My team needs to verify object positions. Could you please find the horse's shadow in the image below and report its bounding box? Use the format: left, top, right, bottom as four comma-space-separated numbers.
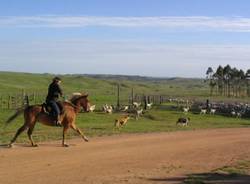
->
0, 143, 77, 149
0, 144, 11, 149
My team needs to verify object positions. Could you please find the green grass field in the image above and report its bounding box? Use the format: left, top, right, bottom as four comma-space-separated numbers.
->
0, 71, 250, 145
1, 103, 250, 144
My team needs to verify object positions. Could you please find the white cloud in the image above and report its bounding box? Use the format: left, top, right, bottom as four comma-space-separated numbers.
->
1, 16, 250, 32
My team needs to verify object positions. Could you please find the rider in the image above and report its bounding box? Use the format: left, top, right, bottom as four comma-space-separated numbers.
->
46, 76, 63, 126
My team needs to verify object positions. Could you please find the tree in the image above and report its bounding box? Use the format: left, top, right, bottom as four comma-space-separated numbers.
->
223, 65, 231, 96
206, 65, 250, 98
206, 67, 216, 96
246, 69, 250, 97
214, 65, 224, 95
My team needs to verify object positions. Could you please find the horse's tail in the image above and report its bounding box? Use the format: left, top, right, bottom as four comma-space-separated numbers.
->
5, 106, 26, 124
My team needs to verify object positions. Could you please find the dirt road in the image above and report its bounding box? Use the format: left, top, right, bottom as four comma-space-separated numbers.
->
1, 128, 250, 184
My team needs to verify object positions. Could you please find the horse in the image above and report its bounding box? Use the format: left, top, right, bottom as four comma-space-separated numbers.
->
5, 93, 91, 147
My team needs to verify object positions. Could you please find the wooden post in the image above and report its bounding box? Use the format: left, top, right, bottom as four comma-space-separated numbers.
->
25, 95, 29, 106
14, 94, 17, 109
117, 84, 120, 109
8, 95, 11, 109
144, 95, 147, 110
131, 88, 134, 105
0, 95, 2, 109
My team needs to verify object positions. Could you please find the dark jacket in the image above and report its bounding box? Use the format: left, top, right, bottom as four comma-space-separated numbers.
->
46, 82, 63, 102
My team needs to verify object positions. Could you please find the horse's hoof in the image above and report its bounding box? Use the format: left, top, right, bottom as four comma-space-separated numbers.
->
63, 144, 69, 147
32, 144, 38, 147
8, 144, 13, 148
83, 137, 89, 142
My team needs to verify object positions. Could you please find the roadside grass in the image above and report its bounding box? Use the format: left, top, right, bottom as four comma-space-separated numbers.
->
184, 160, 250, 184
1, 104, 250, 144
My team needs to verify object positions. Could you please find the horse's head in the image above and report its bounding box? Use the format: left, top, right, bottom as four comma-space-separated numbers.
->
70, 93, 91, 112
79, 95, 91, 112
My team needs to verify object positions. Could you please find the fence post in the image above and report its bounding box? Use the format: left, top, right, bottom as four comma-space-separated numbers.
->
24, 95, 29, 106
144, 95, 147, 110
0, 95, 2, 109
147, 96, 150, 104
33, 93, 36, 104
8, 95, 11, 109
117, 84, 120, 108
131, 88, 134, 105
13, 94, 17, 109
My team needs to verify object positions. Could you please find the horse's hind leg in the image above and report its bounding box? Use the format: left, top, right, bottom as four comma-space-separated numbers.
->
27, 124, 38, 147
9, 125, 28, 147
62, 126, 69, 147
70, 124, 89, 142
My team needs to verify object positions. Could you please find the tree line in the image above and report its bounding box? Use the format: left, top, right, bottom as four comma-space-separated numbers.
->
206, 65, 250, 97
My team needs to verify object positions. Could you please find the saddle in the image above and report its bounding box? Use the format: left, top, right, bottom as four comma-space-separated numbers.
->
42, 101, 64, 116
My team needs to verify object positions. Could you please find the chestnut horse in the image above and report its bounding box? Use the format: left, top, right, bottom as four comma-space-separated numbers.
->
6, 94, 90, 147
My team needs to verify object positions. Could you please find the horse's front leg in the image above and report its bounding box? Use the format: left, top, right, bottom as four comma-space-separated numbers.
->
70, 124, 89, 142
62, 126, 69, 147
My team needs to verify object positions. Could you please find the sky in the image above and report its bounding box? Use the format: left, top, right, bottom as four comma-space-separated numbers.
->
1, 0, 250, 77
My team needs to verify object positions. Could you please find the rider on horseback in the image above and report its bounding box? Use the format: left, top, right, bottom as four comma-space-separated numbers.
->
46, 76, 63, 126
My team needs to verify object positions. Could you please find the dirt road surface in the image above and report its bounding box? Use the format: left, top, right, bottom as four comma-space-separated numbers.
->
1, 128, 250, 184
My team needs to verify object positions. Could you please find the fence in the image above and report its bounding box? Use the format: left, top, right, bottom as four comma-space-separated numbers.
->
0, 92, 46, 110
0, 85, 193, 110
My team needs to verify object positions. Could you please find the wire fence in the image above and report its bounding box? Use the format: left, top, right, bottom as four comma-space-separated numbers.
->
0, 89, 181, 110
0, 92, 46, 109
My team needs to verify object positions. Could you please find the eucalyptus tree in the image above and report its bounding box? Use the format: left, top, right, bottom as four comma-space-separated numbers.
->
223, 65, 232, 96
206, 67, 216, 95
239, 69, 246, 97
214, 65, 224, 95
246, 69, 250, 97
231, 68, 244, 97
206, 65, 249, 98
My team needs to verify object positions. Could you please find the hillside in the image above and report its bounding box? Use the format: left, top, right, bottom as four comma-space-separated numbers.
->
0, 71, 208, 97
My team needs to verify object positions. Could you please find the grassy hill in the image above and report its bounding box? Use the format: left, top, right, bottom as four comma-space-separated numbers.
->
1, 71, 249, 108
0, 71, 211, 112
0, 71, 208, 96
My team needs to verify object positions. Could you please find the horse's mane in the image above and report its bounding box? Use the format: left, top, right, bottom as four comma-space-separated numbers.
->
63, 101, 78, 108
69, 92, 83, 102
69, 92, 88, 104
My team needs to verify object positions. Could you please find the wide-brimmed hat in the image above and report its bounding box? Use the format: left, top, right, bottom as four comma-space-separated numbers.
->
53, 76, 62, 81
